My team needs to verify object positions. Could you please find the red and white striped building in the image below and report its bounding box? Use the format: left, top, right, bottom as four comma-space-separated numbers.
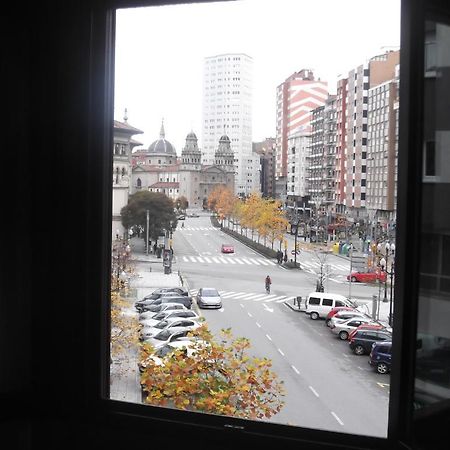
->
275, 69, 328, 182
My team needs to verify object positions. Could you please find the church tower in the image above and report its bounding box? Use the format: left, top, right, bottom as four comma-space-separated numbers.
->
214, 134, 235, 175
180, 131, 201, 171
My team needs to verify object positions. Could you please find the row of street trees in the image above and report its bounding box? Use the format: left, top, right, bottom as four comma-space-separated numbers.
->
208, 186, 289, 250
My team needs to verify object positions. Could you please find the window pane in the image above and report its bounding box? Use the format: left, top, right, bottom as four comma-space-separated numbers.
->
415, 19, 450, 412
111, 0, 400, 440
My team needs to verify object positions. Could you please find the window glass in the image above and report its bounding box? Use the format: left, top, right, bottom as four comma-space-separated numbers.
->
415, 19, 450, 412
111, 0, 400, 440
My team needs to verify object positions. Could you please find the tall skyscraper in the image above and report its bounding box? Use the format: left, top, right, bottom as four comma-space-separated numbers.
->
275, 69, 328, 185
202, 53, 256, 197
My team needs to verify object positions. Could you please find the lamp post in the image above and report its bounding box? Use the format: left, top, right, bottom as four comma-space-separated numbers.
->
379, 242, 395, 326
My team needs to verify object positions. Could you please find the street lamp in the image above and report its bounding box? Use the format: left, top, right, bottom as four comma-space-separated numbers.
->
379, 242, 395, 326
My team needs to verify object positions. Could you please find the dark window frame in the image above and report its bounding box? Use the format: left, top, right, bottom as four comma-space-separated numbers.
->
76, 0, 450, 449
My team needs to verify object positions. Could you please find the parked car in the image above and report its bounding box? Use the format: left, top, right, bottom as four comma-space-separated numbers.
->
348, 323, 392, 341
137, 287, 188, 302
349, 329, 393, 355
140, 317, 201, 341
196, 287, 222, 309
135, 290, 189, 311
369, 341, 392, 374
177, 214, 186, 220
330, 317, 374, 340
139, 339, 209, 372
347, 270, 387, 283
139, 296, 193, 312
140, 309, 200, 327
142, 327, 198, 350
328, 310, 367, 328
325, 306, 357, 326
139, 303, 187, 320
139, 303, 187, 318
304, 291, 355, 320
221, 244, 234, 254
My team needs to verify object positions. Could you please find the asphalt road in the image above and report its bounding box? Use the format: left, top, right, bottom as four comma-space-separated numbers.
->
172, 213, 389, 437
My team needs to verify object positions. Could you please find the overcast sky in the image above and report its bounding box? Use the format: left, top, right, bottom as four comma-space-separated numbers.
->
114, 0, 400, 152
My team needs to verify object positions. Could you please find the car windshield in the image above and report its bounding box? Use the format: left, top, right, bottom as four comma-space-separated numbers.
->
202, 289, 218, 297
153, 329, 172, 341
154, 320, 169, 329
153, 312, 165, 320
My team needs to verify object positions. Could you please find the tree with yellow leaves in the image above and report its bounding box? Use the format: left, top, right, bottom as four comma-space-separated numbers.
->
140, 325, 285, 419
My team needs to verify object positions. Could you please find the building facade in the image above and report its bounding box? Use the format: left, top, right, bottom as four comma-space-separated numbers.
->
112, 116, 143, 239
343, 50, 400, 220
253, 138, 276, 198
132, 125, 235, 210
202, 53, 256, 197
275, 69, 328, 184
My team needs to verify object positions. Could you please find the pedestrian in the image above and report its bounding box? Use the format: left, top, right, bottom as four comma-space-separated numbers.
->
283, 252, 288, 263
153, 243, 157, 254
265, 275, 272, 294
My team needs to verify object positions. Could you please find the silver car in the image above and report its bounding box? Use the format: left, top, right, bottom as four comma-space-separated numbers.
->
140, 317, 201, 341
330, 317, 374, 340
196, 287, 222, 309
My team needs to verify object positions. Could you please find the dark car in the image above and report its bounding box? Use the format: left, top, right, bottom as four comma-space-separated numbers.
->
135, 289, 189, 311
142, 287, 189, 300
349, 329, 392, 355
141, 296, 193, 312
369, 341, 392, 374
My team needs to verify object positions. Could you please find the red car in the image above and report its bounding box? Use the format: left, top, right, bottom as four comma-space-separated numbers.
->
347, 270, 387, 283
325, 306, 356, 326
221, 244, 234, 254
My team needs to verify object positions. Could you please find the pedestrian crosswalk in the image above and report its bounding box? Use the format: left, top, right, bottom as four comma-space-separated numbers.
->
179, 255, 277, 266
179, 255, 349, 275
189, 289, 295, 304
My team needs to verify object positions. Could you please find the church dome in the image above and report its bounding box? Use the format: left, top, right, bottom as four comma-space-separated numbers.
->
219, 134, 231, 143
186, 131, 197, 140
148, 120, 176, 155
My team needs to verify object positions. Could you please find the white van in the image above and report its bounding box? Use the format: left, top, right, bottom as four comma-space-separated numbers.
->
305, 292, 354, 320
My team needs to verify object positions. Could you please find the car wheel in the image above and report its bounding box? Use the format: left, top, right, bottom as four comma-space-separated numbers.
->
351, 276, 358, 282
339, 330, 349, 340
310, 312, 319, 320
326, 319, 331, 327
354, 345, 365, 355
377, 362, 389, 374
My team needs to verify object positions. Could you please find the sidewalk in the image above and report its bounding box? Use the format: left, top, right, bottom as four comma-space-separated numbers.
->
110, 236, 184, 404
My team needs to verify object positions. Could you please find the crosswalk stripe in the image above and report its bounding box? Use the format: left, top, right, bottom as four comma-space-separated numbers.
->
189, 256, 197, 263
226, 258, 236, 264
257, 259, 269, 266
279, 296, 294, 303
234, 258, 245, 264
242, 293, 267, 301
265, 295, 287, 302
203, 257, 212, 263
219, 257, 229, 264
238, 293, 261, 299
252, 294, 274, 301
223, 292, 247, 298
248, 258, 260, 265
240, 258, 253, 265
212, 257, 220, 263
182, 256, 189, 262
197, 257, 204, 263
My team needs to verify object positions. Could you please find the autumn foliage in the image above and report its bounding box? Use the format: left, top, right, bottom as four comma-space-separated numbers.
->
140, 325, 285, 419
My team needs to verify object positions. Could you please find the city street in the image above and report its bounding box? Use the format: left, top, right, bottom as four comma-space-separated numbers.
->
171, 212, 390, 437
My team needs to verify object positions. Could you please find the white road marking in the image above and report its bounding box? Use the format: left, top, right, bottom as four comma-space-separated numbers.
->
256, 322, 261, 328
240, 258, 253, 265
331, 412, 344, 426
266, 334, 272, 341
309, 386, 320, 397
277, 348, 285, 356
247, 312, 253, 318
264, 295, 286, 302
257, 259, 269, 266
263, 304, 274, 313
219, 257, 229, 264
291, 365, 300, 374
234, 258, 245, 264
248, 258, 260, 265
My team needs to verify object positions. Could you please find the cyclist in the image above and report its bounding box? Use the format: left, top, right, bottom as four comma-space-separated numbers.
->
265, 275, 272, 294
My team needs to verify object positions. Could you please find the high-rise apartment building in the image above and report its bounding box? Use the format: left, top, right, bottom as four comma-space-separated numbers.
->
335, 78, 348, 213
202, 53, 256, 197
342, 50, 400, 219
253, 138, 276, 198
366, 64, 400, 228
275, 69, 328, 187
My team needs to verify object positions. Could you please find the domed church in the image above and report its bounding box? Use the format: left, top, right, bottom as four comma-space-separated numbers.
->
131, 121, 235, 209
